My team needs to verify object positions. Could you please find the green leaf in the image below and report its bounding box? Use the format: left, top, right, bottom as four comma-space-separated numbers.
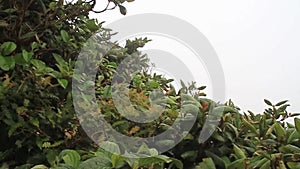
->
101, 141, 120, 155
53, 53, 67, 66
20, 31, 36, 40
118, 5, 127, 15
266, 123, 276, 136
136, 143, 153, 155
58, 79, 68, 89
94, 148, 113, 160
22, 50, 32, 62
0, 56, 15, 71
31, 42, 38, 51
218, 106, 239, 114
111, 154, 125, 168
275, 122, 286, 140
49, 2, 56, 9
198, 86, 207, 90
165, 97, 177, 105
242, 118, 258, 134
13, 53, 26, 66
183, 133, 194, 140
169, 158, 183, 169
252, 158, 268, 168
148, 80, 159, 88
260, 160, 271, 169
138, 155, 172, 167
60, 30, 70, 42
0, 55, 5, 66
278, 104, 290, 112
0, 60, 9, 71
279, 144, 300, 154
86, 19, 100, 31
211, 133, 226, 142
148, 148, 159, 156
264, 99, 273, 106
287, 129, 300, 143
155, 139, 175, 148
275, 100, 288, 107
233, 144, 246, 159
31, 165, 48, 169
5, 57, 15, 69
205, 151, 226, 168
30, 118, 39, 128
295, 118, 300, 134
181, 94, 202, 108
181, 104, 199, 113
196, 158, 216, 169
79, 156, 112, 169
31, 59, 46, 70
59, 150, 81, 168
226, 123, 239, 138
103, 86, 112, 97
226, 158, 245, 169
287, 162, 300, 169
1, 41, 17, 56
181, 150, 197, 160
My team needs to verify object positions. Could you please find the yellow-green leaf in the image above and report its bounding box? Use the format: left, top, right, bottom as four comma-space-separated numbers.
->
60, 30, 70, 42
1, 41, 17, 56
233, 144, 246, 159
295, 118, 300, 134
58, 79, 68, 89
196, 158, 216, 169
242, 118, 258, 134
275, 122, 286, 140
226, 158, 245, 169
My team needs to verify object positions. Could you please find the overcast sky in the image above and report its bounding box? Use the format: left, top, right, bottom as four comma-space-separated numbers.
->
90, 0, 300, 115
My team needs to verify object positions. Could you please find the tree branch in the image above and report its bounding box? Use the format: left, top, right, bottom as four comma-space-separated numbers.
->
92, 0, 118, 14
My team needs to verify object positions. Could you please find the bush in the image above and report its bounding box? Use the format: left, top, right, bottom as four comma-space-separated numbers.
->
0, 0, 133, 166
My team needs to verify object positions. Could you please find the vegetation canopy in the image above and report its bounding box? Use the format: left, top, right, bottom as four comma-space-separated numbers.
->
0, 0, 300, 168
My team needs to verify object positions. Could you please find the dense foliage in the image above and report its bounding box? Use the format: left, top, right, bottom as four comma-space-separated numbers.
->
1, 0, 300, 168
0, 0, 133, 166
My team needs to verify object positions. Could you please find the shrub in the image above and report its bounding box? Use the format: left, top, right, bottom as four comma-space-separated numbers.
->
0, 0, 134, 167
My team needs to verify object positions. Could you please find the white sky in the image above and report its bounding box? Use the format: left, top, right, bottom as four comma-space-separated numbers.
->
90, 0, 300, 115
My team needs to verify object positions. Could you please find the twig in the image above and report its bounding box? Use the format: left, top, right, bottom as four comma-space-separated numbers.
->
92, 1, 117, 13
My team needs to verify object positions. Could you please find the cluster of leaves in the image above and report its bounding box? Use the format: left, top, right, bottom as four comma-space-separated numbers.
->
91, 66, 300, 168
31, 79, 300, 169
0, 0, 135, 167
170, 99, 300, 169
30, 142, 183, 169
